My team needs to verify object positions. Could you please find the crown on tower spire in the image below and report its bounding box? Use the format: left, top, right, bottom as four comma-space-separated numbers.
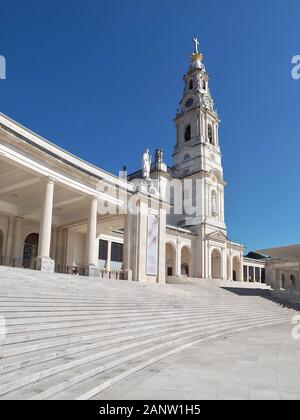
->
191, 37, 203, 63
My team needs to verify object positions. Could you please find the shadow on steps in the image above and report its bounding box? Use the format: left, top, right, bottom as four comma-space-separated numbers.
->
222, 287, 300, 312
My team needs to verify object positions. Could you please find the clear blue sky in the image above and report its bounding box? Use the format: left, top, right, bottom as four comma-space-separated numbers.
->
0, 0, 299, 252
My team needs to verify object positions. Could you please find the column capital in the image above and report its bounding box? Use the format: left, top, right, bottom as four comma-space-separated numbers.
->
42, 177, 56, 186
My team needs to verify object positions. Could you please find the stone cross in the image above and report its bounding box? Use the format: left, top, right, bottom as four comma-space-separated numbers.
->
193, 37, 199, 53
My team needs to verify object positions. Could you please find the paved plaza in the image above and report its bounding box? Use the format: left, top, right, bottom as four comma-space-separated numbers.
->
97, 322, 300, 400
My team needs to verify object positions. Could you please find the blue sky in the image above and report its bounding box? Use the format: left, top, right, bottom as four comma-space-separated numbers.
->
0, 0, 299, 252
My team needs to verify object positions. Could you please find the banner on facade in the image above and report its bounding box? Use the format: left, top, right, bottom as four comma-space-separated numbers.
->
146, 213, 159, 276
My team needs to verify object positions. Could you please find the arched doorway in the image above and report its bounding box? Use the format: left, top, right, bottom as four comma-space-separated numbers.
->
181, 246, 191, 277
23, 233, 39, 268
0, 230, 4, 257
232, 257, 241, 282
211, 249, 221, 279
165, 242, 176, 277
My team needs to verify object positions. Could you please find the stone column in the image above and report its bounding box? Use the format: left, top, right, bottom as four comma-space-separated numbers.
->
157, 206, 166, 284
106, 241, 112, 272
36, 179, 55, 272
259, 267, 262, 283
214, 124, 218, 146
125, 193, 148, 282
221, 248, 227, 281
136, 199, 148, 282
5, 216, 14, 258
228, 255, 232, 281
11, 217, 23, 259
266, 262, 275, 288
51, 228, 58, 261
123, 210, 133, 281
86, 196, 100, 277
176, 245, 181, 277
239, 258, 244, 282
55, 228, 67, 268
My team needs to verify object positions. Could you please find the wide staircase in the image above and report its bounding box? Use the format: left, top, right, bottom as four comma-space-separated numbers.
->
0, 266, 298, 400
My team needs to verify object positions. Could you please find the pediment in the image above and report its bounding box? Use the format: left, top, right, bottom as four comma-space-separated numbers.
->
206, 230, 228, 242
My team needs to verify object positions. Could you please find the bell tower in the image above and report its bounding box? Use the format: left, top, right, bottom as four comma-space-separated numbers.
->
172, 39, 227, 234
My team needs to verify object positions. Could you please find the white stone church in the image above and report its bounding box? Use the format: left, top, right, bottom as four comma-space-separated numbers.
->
0, 41, 269, 285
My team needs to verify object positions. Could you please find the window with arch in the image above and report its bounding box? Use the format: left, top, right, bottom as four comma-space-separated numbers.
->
184, 125, 191, 142
184, 154, 190, 161
208, 124, 214, 145
203, 80, 206, 90
189, 79, 193, 90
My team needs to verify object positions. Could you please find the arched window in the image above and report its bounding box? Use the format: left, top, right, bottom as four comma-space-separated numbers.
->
184, 125, 191, 142
208, 124, 214, 145
184, 154, 190, 161
203, 80, 206, 90
189, 79, 193, 90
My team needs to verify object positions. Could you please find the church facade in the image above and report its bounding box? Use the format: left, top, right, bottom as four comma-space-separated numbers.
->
0, 41, 266, 284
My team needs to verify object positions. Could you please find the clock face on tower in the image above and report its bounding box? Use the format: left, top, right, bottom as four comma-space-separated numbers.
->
185, 98, 194, 108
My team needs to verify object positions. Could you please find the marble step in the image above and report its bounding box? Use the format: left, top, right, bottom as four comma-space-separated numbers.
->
2, 312, 230, 357
0, 297, 281, 308
1, 311, 288, 375
5, 300, 287, 329
1, 316, 290, 400
6, 306, 289, 335
81, 318, 288, 401
2, 308, 284, 360
0, 294, 272, 305
4, 305, 288, 346
1, 297, 287, 318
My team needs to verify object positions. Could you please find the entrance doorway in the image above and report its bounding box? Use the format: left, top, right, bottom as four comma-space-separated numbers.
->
23, 233, 39, 268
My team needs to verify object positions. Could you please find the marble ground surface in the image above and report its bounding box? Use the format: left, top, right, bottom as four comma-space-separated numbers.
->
95, 322, 300, 400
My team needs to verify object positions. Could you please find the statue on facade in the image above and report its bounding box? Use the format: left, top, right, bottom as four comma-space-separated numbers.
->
212, 193, 218, 217
142, 149, 151, 180
155, 148, 164, 164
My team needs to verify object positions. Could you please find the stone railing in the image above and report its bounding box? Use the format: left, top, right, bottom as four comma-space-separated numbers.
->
55, 264, 90, 277
54, 264, 125, 280
99, 269, 125, 280
0, 256, 37, 270
0, 257, 126, 280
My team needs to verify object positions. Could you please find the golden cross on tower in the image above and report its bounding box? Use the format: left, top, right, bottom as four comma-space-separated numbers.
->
193, 37, 200, 53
